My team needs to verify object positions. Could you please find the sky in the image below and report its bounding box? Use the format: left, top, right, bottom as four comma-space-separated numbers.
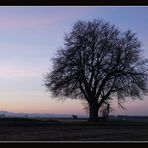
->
0, 6, 148, 116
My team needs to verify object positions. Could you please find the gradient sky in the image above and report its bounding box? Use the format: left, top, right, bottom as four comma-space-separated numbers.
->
0, 6, 148, 116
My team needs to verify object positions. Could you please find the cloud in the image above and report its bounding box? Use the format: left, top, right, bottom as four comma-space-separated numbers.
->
0, 7, 102, 33
0, 14, 66, 33
0, 63, 45, 79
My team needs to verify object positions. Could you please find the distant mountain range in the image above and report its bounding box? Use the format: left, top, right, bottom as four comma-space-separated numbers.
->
1, 111, 148, 120
0, 111, 88, 118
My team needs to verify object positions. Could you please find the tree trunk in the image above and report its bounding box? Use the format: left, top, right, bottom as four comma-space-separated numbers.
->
89, 104, 99, 121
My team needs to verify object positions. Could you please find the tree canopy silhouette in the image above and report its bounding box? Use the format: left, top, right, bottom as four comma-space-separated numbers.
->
44, 18, 148, 121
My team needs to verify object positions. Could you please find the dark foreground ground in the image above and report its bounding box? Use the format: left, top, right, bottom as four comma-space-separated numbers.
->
0, 117, 148, 141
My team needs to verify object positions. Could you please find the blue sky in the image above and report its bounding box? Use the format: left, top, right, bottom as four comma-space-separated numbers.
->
0, 6, 148, 116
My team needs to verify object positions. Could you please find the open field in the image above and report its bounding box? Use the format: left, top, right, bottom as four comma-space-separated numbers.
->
0, 118, 148, 141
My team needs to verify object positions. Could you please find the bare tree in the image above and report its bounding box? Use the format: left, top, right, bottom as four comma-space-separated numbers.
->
44, 18, 148, 121
99, 101, 114, 120
83, 99, 114, 121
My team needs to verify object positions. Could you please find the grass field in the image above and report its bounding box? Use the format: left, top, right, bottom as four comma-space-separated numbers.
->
0, 117, 148, 141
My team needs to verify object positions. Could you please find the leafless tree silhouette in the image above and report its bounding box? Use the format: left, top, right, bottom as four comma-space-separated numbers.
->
44, 18, 148, 121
